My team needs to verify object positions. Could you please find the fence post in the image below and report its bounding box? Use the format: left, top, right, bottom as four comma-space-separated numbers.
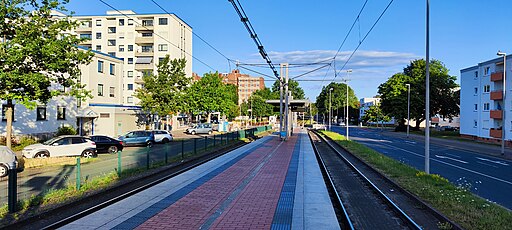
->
117, 151, 122, 177
220, 134, 223, 146
165, 143, 169, 164
76, 158, 81, 190
146, 147, 150, 170
181, 139, 185, 160
194, 138, 197, 155
204, 136, 207, 151
213, 134, 216, 147
8, 161, 17, 213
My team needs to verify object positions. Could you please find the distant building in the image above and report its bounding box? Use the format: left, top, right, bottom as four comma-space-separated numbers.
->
359, 97, 395, 125
460, 54, 511, 144
220, 70, 265, 104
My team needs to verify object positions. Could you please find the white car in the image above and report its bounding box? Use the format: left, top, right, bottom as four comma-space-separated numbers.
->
152, 130, 173, 143
0, 146, 24, 177
22, 135, 97, 158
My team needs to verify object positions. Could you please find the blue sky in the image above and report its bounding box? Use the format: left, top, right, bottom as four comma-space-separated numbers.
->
65, 0, 512, 101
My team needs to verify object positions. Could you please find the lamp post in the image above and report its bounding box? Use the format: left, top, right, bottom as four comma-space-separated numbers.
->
346, 70, 352, 140
406, 83, 411, 138
425, 0, 431, 174
329, 87, 333, 131
498, 51, 507, 155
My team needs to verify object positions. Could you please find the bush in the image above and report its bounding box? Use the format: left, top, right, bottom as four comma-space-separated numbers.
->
12, 137, 38, 151
56, 126, 77, 136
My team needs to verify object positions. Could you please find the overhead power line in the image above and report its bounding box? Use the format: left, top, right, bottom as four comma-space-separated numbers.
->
228, 0, 279, 80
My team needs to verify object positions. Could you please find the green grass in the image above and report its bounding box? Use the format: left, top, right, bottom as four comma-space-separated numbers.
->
320, 130, 512, 230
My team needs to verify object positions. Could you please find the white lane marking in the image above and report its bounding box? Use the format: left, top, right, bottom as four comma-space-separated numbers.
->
404, 141, 416, 145
375, 142, 512, 186
476, 157, 509, 166
435, 155, 468, 164
444, 153, 462, 159
476, 161, 499, 168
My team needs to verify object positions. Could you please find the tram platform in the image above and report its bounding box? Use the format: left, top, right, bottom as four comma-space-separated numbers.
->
61, 130, 339, 230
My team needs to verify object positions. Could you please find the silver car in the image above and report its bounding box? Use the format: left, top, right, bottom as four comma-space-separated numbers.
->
0, 146, 24, 177
152, 130, 173, 143
186, 123, 213, 135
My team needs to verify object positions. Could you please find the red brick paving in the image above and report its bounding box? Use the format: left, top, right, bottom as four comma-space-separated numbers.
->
136, 137, 283, 230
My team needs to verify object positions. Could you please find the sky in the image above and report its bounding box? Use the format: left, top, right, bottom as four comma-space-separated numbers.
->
64, 0, 512, 102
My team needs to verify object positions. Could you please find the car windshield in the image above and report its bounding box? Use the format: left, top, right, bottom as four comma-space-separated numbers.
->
43, 137, 61, 145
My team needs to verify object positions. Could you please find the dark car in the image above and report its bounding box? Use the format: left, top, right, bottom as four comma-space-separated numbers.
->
89, 135, 124, 154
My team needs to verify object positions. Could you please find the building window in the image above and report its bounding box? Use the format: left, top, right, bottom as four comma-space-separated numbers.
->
108, 27, 116, 33
141, 45, 153, 53
128, 19, 134, 25
127, 84, 133, 90
142, 70, 152, 77
474, 120, 478, 128
108, 52, 116, 57
79, 34, 92, 40
142, 32, 153, 37
128, 58, 133, 64
98, 60, 104, 73
158, 44, 168, 51
110, 63, 115, 75
95, 19, 102, 26
57, 106, 66, 120
96, 32, 101, 39
128, 45, 133, 51
159, 18, 168, 25
483, 85, 490, 93
484, 103, 490, 111
142, 19, 153, 26
108, 39, 116, 46
100, 113, 110, 118
36, 106, 46, 121
474, 87, 478, 95
127, 71, 133, 78
127, 96, 133, 104
474, 71, 478, 78
96, 45, 101, 51
119, 45, 124, 52
109, 87, 115, 97
119, 19, 125, 26
485, 67, 491, 75
159, 57, 165, 63
98, 84, 104, 96
474, 104, 478, 111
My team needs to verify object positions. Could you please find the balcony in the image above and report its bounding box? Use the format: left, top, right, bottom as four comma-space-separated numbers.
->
490, 110, 503, 119
491, 72, 504, 81
134, 63, 153, 70
135, 51, 154, 57
490, 128, 503, 138
79, 39, 92, 45
135, 37, 154, 44
490, 91, 503, 100
134, 76, 144, 84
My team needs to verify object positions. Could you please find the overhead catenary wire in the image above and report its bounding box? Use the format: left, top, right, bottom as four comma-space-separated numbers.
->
97, 0, 217, 71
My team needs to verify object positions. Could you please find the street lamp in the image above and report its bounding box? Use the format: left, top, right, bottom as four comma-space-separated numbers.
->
346, 70, 352, 140
425, 0, 431, 174
406, 83, 411, 138
498, 51, 507, 155
329, 87, 333, 131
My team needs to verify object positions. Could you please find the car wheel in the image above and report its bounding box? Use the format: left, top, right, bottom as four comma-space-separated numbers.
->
108, 146, 118, 154
191, 131, 196, 135
81, 149, 95, 158
0, 164, 8, 177
208, 130, 212, 135
35, 151, 49, 158
162, 138, 169, 143
146, 141, 153, 148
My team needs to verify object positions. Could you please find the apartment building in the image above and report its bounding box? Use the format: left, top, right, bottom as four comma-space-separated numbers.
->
220, 69, 265, 104
69, 10, 193, 106
460, 55, 511, 144
1, 48, 134, 138
359, 97, 395, 125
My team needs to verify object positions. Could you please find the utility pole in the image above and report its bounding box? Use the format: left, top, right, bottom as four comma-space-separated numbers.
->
279, 64, 284, 139
346, 70, 352, 140
283, 63, 290, 139
425, 0, 431, 174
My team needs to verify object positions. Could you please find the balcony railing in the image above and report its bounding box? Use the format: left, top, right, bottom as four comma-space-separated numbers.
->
135, 37, 154, 44
490, 128, 502, 138
134, 63, 153, 70
134, 76, 144, 84
490, 91, 503, 100
490, 110, 503, 119
491, 72, 504, 81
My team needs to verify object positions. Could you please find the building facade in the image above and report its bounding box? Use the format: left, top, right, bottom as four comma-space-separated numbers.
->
70, 10, 193, 106
220, 69, 265, 104
359, 97, 395, 125
460, 55, 511, 143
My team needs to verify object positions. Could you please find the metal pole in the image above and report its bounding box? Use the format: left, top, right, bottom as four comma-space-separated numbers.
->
497, 52, 507, 154
407, 83, 411, 138
346, 79, 349, 140
284, 63, 289, 139
118, 150, 122, 177
279, 64, 284, 138
329, 88, 332, 131
76, 158, 81, 190
8, 161, 17, 213
425, 0, 430, 174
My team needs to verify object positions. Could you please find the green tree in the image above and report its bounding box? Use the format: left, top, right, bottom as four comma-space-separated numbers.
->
134, 57, 190, 118
0, 0, 93, 147
187, 72, 238, 119
240, 88, 275, 118
362, 104, 390, 126
378, 59, 459, 128
315, 82, 359, 123
271, 79, 305, 99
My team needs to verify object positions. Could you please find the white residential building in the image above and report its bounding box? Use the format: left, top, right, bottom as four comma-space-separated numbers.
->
460, 55, 511, 143
71, 10, 193, 106
359, 97, 395, 126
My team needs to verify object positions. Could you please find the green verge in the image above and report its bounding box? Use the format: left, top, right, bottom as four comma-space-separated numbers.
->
320, 130, 512, 230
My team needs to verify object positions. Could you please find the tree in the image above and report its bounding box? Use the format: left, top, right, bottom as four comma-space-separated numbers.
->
315, 82, 359, 123
240, 88, 275, 118
134, 57, 190, 119
362, 104, 390, 126
378, 59, 459, 128
271, 79, 305, 100
0, 0, 93, 147
187, 72, 238, 120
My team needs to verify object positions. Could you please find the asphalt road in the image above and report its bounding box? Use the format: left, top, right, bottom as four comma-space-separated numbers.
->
0, 134, 236, 206
331, 126, 512, 210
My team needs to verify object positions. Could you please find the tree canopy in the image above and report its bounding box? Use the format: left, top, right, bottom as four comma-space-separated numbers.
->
377, 59, 459, 127
271, 79, 305, 100
134, 57, 190, 117
240, 87, 275, 117
315, 82, 359, 116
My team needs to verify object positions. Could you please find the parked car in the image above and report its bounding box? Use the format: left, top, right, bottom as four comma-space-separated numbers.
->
186, 123, 213, 135
22, 135, 97, 159
0, 146, 24, 177
89, 135, 124, 154
152, 130, 173, 143
118, 130, 155, 147
440, 126, 457, 131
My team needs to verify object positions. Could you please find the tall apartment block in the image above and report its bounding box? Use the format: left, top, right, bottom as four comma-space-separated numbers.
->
460, 55, 511, 144
220, 70, 265, 105
71, 10, 193, 106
